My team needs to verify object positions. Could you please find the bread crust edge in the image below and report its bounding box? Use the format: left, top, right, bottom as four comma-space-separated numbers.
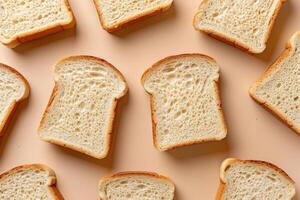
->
141, 53, 227, 151
0, 0, 76, 48
38, 55, 128, 159
92, 0, 173, 32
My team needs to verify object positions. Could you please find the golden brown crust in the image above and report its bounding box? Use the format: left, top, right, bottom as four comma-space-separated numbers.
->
141, 54, 227, 151
0, 63, 30, 137
93, 0, 173, 32
1, 0, 76, 48
38, 55, 128, 159
249, 31, 300, 135
193, 0, 286, 54
0, 164, 64, 200
216, 158, 296, 200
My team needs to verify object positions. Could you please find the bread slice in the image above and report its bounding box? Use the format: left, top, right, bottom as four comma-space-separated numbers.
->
0, 63, 29, 137
93, 0, 173, 32
0, 0, 75, 48
38, 55, 128, 159
0, 164, 64, 200
216, 158, 296, 200
141, 54, 227, 151
193, 0, 285, 54
99, 171, 175, 200
249, 31, 300, 135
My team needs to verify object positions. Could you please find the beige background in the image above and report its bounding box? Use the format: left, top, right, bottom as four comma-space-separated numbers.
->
0, 0, 299, 199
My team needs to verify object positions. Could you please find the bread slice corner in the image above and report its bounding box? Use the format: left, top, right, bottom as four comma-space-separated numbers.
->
193, 0, 286, 54
249, 31, 300, 135
0, 164, 64, 200
216, 158, 296, 200
93, 0, 173, 32
0, 0, 76, 48
0, 63, 29, 136
141, 54, 227, 151
38, 55, 128, 159
99, 171, 175, 200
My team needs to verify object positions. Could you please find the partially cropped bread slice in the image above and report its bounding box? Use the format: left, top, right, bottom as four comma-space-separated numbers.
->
216, 158, 296, 200
0, 164, 64, 200
38, 56, 128, 159
193, 0, 285, 54
250, 31, 300, 135
142, 54, 227, 151
0, 63, 29, 137
93, 0, 173, 32
99, 172, 175, 200
0, 0, 75, 48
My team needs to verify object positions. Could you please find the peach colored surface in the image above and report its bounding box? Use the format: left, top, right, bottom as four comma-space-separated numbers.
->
0, 0, 299, 199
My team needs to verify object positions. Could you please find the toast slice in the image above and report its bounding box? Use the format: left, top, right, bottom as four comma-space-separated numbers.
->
99, 172, 175, 200
249, 31, 300, 135
0, 63, 29, 137
93, 0, 173, 32
216, 158, 296, 200
0, 164, 64, 200
141, 54, 227, 151
193, 0, 285, 54
38, 55, 128, 159
0, 0, 75, 48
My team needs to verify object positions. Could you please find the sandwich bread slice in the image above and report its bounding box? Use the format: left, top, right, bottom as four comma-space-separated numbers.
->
250, 31, 300, 135
0, 164, 64, 200
193, 0, 286, 53
216, 158, 296, 200
141, 54, 227, 151
38, 55, 128, 159
99, 171, 175, 200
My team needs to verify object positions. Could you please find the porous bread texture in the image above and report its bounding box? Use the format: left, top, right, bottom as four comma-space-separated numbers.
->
0, 0, 75, 48
193, 0, 285, 54
250, 31, 300, 135
38, 56, 128, 159
217, 158, 296, 200
142, 54, 227, 151
0, 63, 29, 136
93, 0, 173, 32
0, 164, 63, 200
99, 172, 175, 200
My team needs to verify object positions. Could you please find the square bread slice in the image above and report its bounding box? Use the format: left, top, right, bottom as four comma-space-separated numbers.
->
0, 63, 29, 137
99, 172, 175, 200
0, 0, 75, 48
38, 56, 128, 159
141, 54, 227, 151
249, 31, 300, 135
193, 0, 286, 54
93, 0, 173, 32
216, 158, 296, 200
0, 164, 64, 200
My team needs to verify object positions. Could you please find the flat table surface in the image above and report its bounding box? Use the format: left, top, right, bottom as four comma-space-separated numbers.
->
0, 0, 300, 199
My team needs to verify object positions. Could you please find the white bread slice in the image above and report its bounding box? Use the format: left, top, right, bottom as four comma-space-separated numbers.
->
193, 0, 285, 54
0, 164, 64, 200
141, 54, 227, 151
0, 0, 75, 48
93, 0, 173, 32
216, 158, 296, 200
99, 172, 175, 200
0, 63, 29, 137
249, 31, 300, 135
38, 56, 128, 159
